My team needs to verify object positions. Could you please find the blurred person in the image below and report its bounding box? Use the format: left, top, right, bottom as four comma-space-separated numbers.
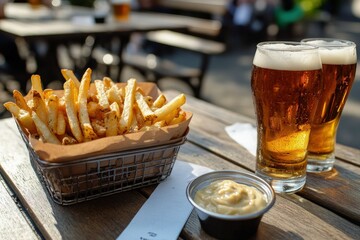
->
274, 0, 304, 39
136, 0, 157, 10
233, 0, 255, 27
223, 0, 276, 45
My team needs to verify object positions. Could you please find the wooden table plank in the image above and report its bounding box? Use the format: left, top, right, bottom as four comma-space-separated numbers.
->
177, 144, 360, 239
0, 176, 38, 240
335, 144, 360, 167
302, 169, 360, 225
0, 12, 190, 42
157, 0, 228, 15
1, 117, 359, 240
0, 118, 147, 239
1, 89, 360, 239
164, 90, 360, 224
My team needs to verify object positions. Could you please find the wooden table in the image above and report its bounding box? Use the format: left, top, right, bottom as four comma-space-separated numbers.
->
1, 90, 359, 239
0, 4, 189, 88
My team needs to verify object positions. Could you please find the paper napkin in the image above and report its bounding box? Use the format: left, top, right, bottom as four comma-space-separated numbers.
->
117, 160, 212, 240
225, 122, 257, 156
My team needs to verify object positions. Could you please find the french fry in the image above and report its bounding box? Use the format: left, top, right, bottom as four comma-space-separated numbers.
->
110, 102, 121, 118
26, 99, 34, 109
61, 69, 81, 89
154, 94, 186, 121
64, 79, 83, 143
135, 91, 156, 122
144, 96, 153, 106
136, 86, 152, 105
170, 110, 187, 125
4, 68, 189, 145
152, 94, 167, 109
164, 108, 180, 125
43, 89, 54, 99
13, 90, 31, 112
91, 119, 106, 138
103, 77, 114, 91
95, 79, 110, 110
119, 78, 136, 133
46, 94, 59, 133
129, 114, 139, 133
134, 106, 145, 129
118, 86, 125, 99
136, 86, 145, 96
3, 102, 37, 134
87, 101, 101, 119
106, 85, 123, 107
4, 102, 20, 116
32, 90, 48, 124
61, 69, 80, 108
31, 111, 61, 144
78, 68, 98, 141
58, 96, 66, 112
82, 123, 98, 141
56, 110, 66, 135
31, 75, 44, 100
105, 110, 118, 137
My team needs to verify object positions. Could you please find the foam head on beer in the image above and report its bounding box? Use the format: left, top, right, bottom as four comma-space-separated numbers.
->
303, 39, 357, 65
253, 42, 322, 71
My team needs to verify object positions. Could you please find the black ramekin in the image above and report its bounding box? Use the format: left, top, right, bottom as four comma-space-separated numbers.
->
186, 170, 276, 240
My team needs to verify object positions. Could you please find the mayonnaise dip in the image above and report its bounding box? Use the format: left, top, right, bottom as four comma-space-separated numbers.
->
194, 180, 267, 215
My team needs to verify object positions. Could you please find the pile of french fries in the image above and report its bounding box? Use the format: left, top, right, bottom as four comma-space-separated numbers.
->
4, 68, 187, 145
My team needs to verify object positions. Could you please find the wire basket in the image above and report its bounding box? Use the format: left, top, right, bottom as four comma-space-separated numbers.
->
19, 126, 187, 205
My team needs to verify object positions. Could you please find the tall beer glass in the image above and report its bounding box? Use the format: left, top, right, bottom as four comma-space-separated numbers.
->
111, 0, 131, 21
251, 42, 322, 193
301, 38, 357, 172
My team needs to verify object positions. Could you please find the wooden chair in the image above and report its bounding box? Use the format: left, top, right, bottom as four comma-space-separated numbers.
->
124, 30, 225, 98
122, 0, 228, 98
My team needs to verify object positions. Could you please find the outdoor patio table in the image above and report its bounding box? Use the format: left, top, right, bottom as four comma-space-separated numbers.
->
0, 3, 189, 87
0, 90, 359, 239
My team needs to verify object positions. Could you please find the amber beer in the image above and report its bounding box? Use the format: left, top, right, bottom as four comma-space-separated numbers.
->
251, 42, 322, 193
111, 0, 131, 21
301, 38, 357, 172
28, 0, 41, 8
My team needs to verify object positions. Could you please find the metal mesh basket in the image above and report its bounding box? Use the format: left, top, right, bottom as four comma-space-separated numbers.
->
19, 126, 186, 205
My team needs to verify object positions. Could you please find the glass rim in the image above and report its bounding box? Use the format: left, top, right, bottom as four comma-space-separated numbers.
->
300, 38, 356, 48
256, 41, 318, 52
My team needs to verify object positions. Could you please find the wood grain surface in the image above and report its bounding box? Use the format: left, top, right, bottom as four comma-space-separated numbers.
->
0, 176, 38, 240
0, 91, 359, 239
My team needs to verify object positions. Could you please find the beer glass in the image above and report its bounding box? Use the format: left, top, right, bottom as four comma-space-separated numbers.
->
251, 42, 322, 193
301, 38, 357, 172
28, 0, 41, 8
111, 0, 131, 21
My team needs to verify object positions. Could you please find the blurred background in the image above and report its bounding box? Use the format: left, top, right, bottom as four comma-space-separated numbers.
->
1, 0, 359, 149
